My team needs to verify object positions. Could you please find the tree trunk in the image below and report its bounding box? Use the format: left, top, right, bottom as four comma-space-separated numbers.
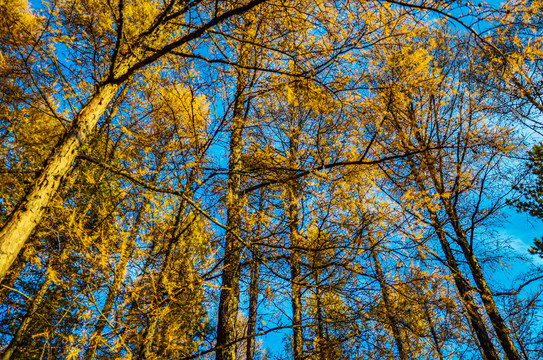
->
137, 199, 190, 359
246, 194, 263, 360
0, 83, 119, 282
0, 244, 35, 304
83, 200, 148, 360
216, 40, 249, 360
0, 262, 53, 360
371, 250, 408, 360
313, 267, 326, 360
288, 130, 303, 360
246, 247, 260, 360
442, 200, 521, 360
429, 215, 500, 360
410, 119, 522, 360
289, 208, 303, 360
391, 115, 500, 360
410, 172, 500, 360
83, 153, 168, 360
420, 292, 445, 360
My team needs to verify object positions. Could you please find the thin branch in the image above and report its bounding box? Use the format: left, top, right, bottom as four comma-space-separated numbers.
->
112, 0, 268, 84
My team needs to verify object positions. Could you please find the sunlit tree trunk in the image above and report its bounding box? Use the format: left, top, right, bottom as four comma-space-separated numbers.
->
0, 83, 120, 282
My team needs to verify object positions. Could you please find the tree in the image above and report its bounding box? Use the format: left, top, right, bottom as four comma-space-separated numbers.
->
0, 0, 268, 282
369, 25, 523, 359
3, 0, 543, 359
509, 143, 543, 257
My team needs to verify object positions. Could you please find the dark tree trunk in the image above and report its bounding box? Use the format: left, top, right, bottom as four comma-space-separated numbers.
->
1, 261, 54, 360
246, 194, 263, 360
216, 51, 248, 360
371, 250, 408, 360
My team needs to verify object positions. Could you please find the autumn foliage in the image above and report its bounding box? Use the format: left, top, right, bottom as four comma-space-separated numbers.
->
1, 0, 543, 359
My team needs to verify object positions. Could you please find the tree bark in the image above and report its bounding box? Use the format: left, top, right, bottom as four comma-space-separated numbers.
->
216, 30, 251, 360
215, 89, 244, 360
428, 214, 500, 360
0, 83, 119, 282
0, 244, 35, 304
288, 130, 303, 360
246, 194, 263, 360
371, 250, 408, 360
441, 199, 521, 360
215, 110, 244, 359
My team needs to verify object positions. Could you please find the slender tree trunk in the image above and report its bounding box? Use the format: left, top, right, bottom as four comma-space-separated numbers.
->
83, 200, 148, 360
139, 315, 161, 360
246, 248, 260, 360
289, 204, 303, 360
0, 83, 119, 282
215, 95, 244, 360
137, 239, 175, 359
420, 295, 445, 360
246, 194, 263, 360
514, 327, 530, 360
408, 117, 522, 360
390, 113, 500, 360
442, 200, 521, 360
409, 169, 500, 360
313, 267, 326, 360
83, 153, 168, 360
138, 198, 191, 360
0, 244, 35, 304
0, 261, 54, 360
371, 250, 408, 360
288, 130, 303, 360
216, 37, 250, 360
429, 215, 500, 360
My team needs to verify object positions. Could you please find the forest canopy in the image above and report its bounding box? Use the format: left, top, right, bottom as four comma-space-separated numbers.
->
1, 0, 543, 359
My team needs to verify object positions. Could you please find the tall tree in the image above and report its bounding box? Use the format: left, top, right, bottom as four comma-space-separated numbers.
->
371, 26, 522, 359
0, 0, 268, 282
215, 17, 257, 360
